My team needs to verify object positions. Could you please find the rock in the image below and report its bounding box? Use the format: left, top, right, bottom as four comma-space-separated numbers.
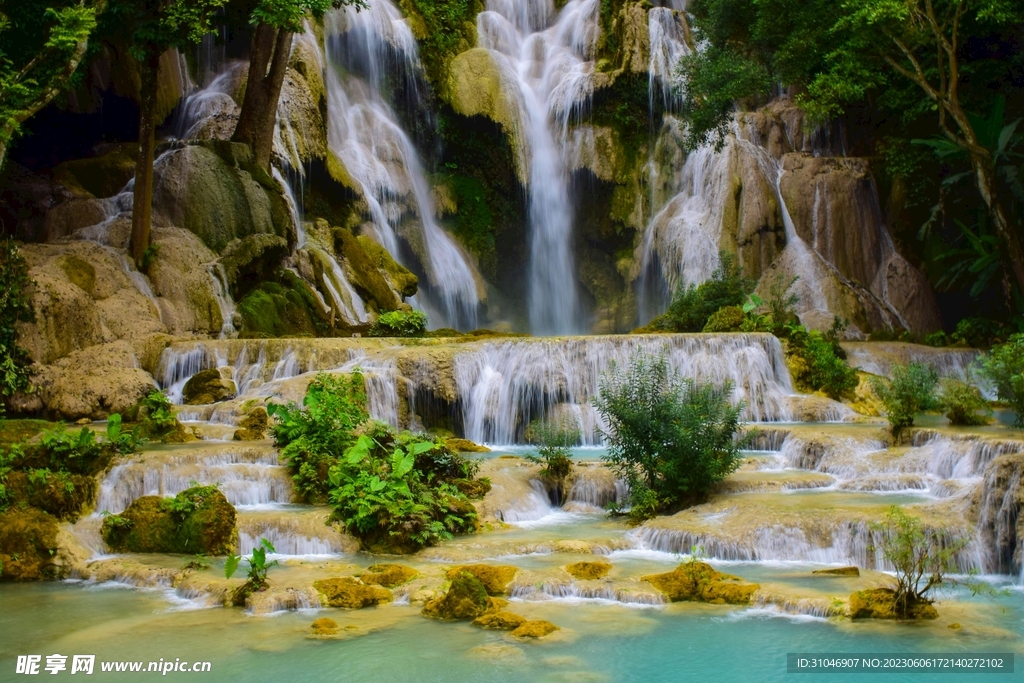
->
359, 563, 418, 588
233, 406, 269, 441
422, 573, 490, 620
472, 611, 528, 631
51, 144, 139, 199
310, 617, 339, 635
510, 620, 560, 638
42, 198, 111, 242
812, 566, 860, 577
1, 471, 97, 521
453, 478, 492, 499
0, 508, 62, 581
101, 487, 237, 555
183, 368, 237, 405
565, 561, 612, 581
333, 226, 403, 311
147, 227, 231, 335
445, 564, 518, 596
447, 438, 490, 453
151, 143, 289, 253
312, 577, 393, 609
848, 588, 939, 620
356, 236, 418, 298
218, 234, 289, 297
642, 562, 759, 605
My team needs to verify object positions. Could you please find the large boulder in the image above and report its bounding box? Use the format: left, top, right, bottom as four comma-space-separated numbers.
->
218, 234, 290, 298
422, 573, 490, 620
642, 562, 759, 604
101, 486, 237, 555
312, 577, 392, 609
0, 508, 62, 581
182, 368, 237, 405
444, 564, 518, 596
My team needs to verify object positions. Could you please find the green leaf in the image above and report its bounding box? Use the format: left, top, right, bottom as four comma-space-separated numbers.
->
259, 538, 276, 554
344, 434, 372, 464
407, 441, 435, 456
224, 554, 241, 579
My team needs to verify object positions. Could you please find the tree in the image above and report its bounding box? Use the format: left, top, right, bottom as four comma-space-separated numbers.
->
0, 240, 35, 412
980, 333, 1024, 426
231, 0, 366, 172
678, 0, 1024, 295
100, 0, 227, 266
594, 351, 745, 521
0, 1, 103, 170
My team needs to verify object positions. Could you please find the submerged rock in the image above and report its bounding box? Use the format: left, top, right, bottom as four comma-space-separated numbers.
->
101, 487, 237, 555
313, 577, 392, 609
310, 617, 340, 635
0, 508, 61, 581
812, 566, 860, 577
642, 562, 759, 605
422, 573, 490, 620
510, 620, 560, 638
848, 588, 938, 620
359, 564, 418, 588
565, 561, 613, 581
183, 368, 237, 405
472, 611, 528, 631
445, 564, 518, 596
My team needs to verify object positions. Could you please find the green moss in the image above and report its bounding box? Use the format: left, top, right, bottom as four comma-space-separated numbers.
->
237, 272, 328, 338
356, 236, 419, 298
60, 255, 96, 295
3, 470, 96, 521
313, 577, 393, 609
334, 227, 402, 311
0, 508, 61, 581
422, 572, 490, 620
0, 420, 51, 449
591, 76, 656, 171
642, 561, 759, 604
441, 174, 496, 271
398, 0, 483, 88
444, 564, 517, 596
101, 486, 237, 556
703, 306, 746, 332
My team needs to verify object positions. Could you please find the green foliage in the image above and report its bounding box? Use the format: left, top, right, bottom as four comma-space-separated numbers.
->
980, 334, 1024, 426
938, 379, 992, 426
525, 419, 579, 482
327, 428, 479, 552
225, 538, 278, 604
652, 253, 755, 333
784, 319, 859, 400
101, 0, 226, 64
268, 372, 369, 504
400, 0, 480, 85
924, 331, 948, 348
161, 483, 220, 518
702, 305, 745, 333
951, 317, 1010, 348
0, 1, 100, 165
869, 507, 967, 618
247, 0, 366, 33
369, 310, 428, 338
125, 390, 177, 441
764, 274, 800, 335
595, 351, 745, 522
0, 241, 35, 411
871, 362, 941, 436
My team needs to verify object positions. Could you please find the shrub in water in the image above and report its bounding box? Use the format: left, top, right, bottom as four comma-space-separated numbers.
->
938, 378, 991, 426
980, 334, 1024, 426
652, 253, 754, 332
595, 351, 744, 521
870, 362, 940, 436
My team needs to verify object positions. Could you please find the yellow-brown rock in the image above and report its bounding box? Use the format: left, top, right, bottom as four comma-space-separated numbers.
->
422, 573, 489, 620
310, 618, 339, 635
642, 562, 759, 605
510, 620, 559, 638
313, 578, 392, 609
812, 566, 860, 577
359, 563, 418, 588
445, 564, 518, 596
472, 611, 528, 631
848, 588, 938, 620
565, 561, 612, 580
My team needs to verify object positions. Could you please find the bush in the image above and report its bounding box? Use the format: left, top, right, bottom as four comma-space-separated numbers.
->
327, 428, 480, 553
594, 351, 744, 522
938, 378, 991, 426
871, 362, 940, 436
525, 419, 579, 487
702, 305, 745, 332
268, 372, 369, 503
785, 319, 858, 400
951, 317, 1008, 348
869, 507, 966, 619
924, 331, 948, 348
225, 538, 278, 606
369, 310, 428, 337
0, 240, 35, 413
980, 334, 1024, 426
652, 253, 754, 332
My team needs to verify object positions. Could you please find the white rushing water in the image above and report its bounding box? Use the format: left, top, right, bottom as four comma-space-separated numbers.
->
323, 5, 481, 329
476, 0, 599, 334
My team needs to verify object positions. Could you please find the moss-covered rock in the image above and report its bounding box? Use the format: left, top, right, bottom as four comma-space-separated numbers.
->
703, 306, 746, 333
52, 144, 140, 199
472, 610, 528, 630
447, 438, 490, 453
510, 620, 560, 638
453, 478, 491, 499
237, 273, 327, 338
310, 617, 340, 635
0, 508, 61, 581
2, 471, 97, 521
445, 564, 518, 596
642, 562, 759, 605
182, 369, 237, 405
218, 235, 290, 299
313, 577, 393, 609
101, 487, 237, 555
233, 406, 269, 441
813, 566, 860, 577
565, 561, 612, 580
848, 588, 939, 620
355, 236, 418, 298
333, 227, 404, 312
422, 572, 490, 620
359, 563, 418, 588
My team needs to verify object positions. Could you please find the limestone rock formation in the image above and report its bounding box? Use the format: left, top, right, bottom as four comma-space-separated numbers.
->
509, 620, 560, 638
642, 562, 759, 604
472, 611, 528, 630
183, 368, 237, 405
0, 508, 62, 581
444, 564, 518, 596
848, 588, 938, 620
359, 564, 419, 588
422, 573, 491, 620
565, 561, 613, 580
313, 577, 393, 609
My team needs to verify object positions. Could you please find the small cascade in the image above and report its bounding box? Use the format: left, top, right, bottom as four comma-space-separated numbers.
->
564, 467, 628, 511
207, 264, 238, 339
975, 453, 1024, 576
236, 509, 354, 556
647, 7, 689, 111
496, 479, 560, 523
476, 0, 599, 334
324, 5, 480, 329
173, 62, 245, 141
510, 580, 666, 606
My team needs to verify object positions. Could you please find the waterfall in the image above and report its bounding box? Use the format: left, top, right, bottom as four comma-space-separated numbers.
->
323, 5, 480, 330
476, 0, 599, 334
207, 264, 237, 339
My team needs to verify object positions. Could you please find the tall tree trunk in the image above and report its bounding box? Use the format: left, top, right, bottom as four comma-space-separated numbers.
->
972, 156, 1024, 299
130, 52, 162, 267
232, 23, 293, 171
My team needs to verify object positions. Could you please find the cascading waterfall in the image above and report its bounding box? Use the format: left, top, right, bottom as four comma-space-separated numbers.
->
476, 0, 599, 334
323, 5, 480, 329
